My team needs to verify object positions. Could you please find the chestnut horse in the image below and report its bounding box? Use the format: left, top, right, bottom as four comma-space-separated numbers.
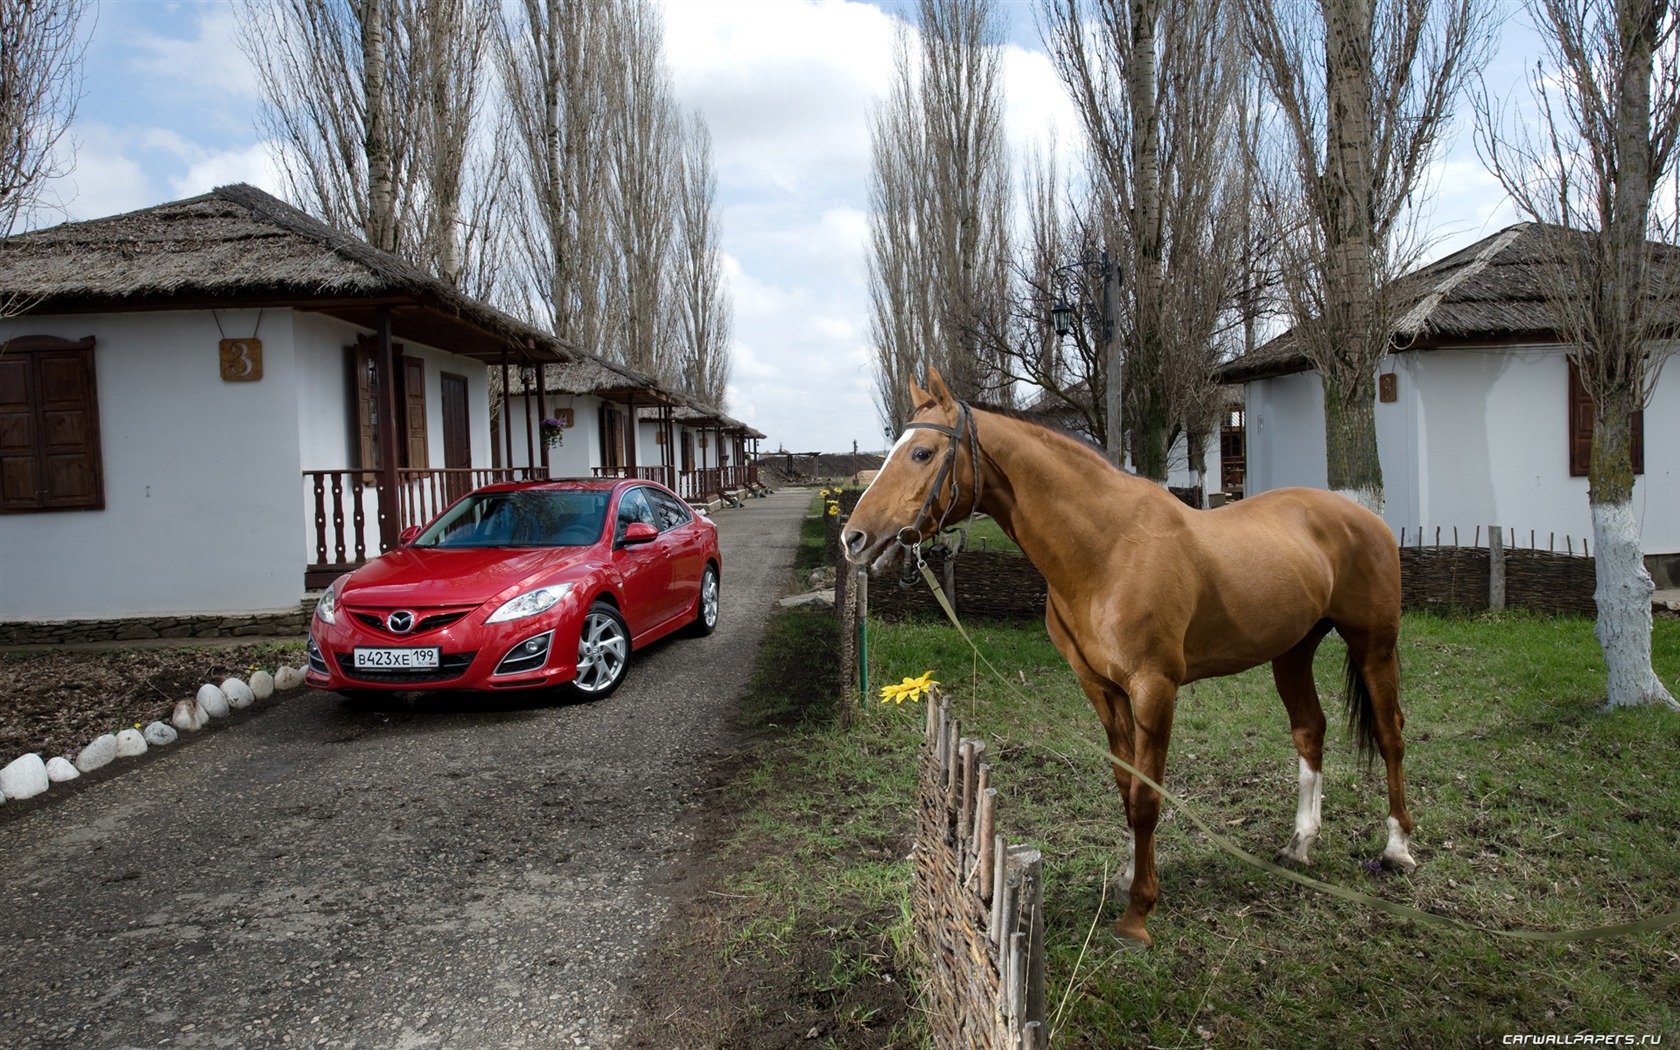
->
843, 372, 1417, 946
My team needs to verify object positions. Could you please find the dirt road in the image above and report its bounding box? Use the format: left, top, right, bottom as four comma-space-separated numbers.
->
0, 488, 810, 1049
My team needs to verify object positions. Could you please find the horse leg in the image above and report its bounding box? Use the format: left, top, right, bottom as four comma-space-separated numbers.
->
1271, 624, 1332, 866
1345, 627, 1418, 873
1113, 673, 1177, 947
1047, 602, 1138, 892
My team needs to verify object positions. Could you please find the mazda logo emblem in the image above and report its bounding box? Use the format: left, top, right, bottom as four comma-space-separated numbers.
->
386, 610, 416, 634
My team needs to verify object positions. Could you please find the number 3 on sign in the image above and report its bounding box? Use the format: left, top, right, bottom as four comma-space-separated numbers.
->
219, 338, 263, 381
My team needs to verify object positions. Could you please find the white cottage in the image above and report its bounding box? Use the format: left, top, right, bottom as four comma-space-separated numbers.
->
1221, 223, 1678, 586
0, 185, 574, 635
503, 361, 764, 504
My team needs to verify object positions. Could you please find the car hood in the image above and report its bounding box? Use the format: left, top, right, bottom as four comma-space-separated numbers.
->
336, 546, 594, 608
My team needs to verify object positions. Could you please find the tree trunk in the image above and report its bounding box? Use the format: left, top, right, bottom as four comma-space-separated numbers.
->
361, 0, 396, 254
1323, 372, 1383, 512
1590, 380, 1676, 709
1320, 0, 1383, 513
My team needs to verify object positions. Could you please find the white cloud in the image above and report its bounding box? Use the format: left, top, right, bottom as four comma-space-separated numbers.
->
47, 123, 157, 223
129, 6, 260, 102
168, 141, 288, 200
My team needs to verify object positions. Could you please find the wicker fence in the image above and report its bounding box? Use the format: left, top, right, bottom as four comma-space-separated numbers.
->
839, 523, 1598, 622
916, 695, 1048, 1050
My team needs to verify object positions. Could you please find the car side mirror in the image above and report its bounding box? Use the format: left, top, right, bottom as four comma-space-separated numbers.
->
399, 525, 422, 546
620, 522, 659, 546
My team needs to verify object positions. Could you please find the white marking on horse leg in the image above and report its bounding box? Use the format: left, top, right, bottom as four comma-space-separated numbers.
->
1115, 836, 1136, 894
1381, 816, 1418, 874
1276, 757, 1323, 866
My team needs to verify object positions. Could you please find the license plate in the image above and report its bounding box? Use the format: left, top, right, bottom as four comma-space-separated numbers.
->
353, 647, 442, 670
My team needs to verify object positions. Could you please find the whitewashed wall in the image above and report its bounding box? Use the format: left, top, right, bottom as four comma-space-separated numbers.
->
1241, 346, 1680, 557
1, 308, 504, 620
503, 394, 616, 478
1, 309, 305, 619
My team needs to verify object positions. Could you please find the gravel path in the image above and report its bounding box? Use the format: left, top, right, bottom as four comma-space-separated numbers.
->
0, 488, 810, 1049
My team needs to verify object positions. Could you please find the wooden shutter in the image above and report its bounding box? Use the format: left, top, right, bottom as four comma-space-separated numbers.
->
402, 354, 428, 468
1568, 358, 1643, 478
0, 355, 39, 510
0, 336, 103, 513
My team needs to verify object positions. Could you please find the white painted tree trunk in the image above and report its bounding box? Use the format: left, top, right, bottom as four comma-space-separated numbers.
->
1591, 499, 1678, 710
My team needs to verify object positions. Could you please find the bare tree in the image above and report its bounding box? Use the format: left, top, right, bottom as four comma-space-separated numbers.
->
496, 0, 614, 347
1245, 0, 1490, 511
1041, 0, 1248, 482
980, 142, 1114, 446
867, 0, 1013, 434
1, 0, 91, 313
1476, 0, 1680, 710
868, 25, 939, 435
600, 0, 680, 380
497, 0, 618, 349
671, 111, 732, 407
237, 0, 495, 291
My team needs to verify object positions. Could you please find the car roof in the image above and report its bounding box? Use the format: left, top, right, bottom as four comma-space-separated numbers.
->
470, 478, 646, 495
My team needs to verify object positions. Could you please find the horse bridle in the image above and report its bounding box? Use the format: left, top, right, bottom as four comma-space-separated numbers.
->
895, 399, 983, 560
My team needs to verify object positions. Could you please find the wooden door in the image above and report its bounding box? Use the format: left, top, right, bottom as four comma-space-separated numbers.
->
441, 373, 471, 501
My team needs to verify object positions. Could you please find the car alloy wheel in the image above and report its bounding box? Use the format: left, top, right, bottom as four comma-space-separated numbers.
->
692, 565, 720, 636
571, 602, 630, 698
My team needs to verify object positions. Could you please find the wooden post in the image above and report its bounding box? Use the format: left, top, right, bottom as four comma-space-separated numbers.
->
374, 306, 401, 552
535, 350, 550, 477
1489, 525, 1506, 612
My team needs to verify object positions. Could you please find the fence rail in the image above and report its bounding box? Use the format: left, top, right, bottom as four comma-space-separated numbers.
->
916, 695, 1048, 1050
303, 466, 540, 588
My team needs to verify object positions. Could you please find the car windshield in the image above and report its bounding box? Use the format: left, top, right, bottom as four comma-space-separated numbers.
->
413, 489, 609, 548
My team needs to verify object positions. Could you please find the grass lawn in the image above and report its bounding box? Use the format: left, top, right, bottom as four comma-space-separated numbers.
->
864, 612, 1680, 1048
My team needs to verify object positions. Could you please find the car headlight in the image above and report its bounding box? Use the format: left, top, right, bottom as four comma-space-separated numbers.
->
316, 586, 338, 626
485, 583, 573, 624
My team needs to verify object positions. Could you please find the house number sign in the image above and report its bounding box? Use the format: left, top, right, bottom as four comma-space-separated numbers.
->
220, 338, 264, 381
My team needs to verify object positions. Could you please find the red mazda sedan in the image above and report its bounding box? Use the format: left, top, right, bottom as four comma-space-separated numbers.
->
305, 478, 720, 699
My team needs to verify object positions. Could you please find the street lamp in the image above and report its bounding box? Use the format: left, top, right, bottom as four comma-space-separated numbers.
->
1050, 299, 1075, 338
1046, 250, 1114, 342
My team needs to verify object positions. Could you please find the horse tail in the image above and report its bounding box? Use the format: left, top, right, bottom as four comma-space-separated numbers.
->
1343, 653, 1379, 773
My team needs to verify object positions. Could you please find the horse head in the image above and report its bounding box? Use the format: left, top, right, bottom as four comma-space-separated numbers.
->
842, 369, 980, 570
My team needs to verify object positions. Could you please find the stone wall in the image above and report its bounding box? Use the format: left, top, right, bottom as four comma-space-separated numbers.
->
1, 600, 317, 646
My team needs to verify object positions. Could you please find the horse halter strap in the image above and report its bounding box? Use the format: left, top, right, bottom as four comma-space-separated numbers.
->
895, 400, 982, 553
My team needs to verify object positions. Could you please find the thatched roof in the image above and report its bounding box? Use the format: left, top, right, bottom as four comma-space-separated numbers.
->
0, 184, 572, 365
1218, 222, 1680, 383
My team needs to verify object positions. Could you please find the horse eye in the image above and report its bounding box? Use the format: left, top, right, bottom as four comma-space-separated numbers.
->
911, 447, 933, 463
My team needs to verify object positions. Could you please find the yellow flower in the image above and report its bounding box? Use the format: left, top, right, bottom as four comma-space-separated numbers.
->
827, 503, 839, 516
879, 670, 939, 705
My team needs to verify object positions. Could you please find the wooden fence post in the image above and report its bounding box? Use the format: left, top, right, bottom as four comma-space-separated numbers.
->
1489, 525, 1506, 612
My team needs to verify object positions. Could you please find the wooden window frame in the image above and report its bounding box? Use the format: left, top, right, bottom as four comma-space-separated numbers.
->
1568, 357, 1643, 478
0, 335, 105, 514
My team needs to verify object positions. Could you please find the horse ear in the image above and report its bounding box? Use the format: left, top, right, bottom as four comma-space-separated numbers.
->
907, 374, 935, 411
926, 368, 956, 407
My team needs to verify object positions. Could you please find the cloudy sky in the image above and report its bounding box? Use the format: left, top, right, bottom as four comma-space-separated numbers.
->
45, 0, 1531, 453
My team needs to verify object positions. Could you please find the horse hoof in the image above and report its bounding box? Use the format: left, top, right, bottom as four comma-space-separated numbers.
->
1272, 847, 1312, 870
1110, 919, 1154, 949
1380, 852, 1418, 876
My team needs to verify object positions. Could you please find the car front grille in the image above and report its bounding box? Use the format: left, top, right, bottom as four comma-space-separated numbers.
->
350, 610, 472, 635
334, 651, 478, 684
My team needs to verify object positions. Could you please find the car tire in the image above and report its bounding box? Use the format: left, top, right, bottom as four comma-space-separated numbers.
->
689, 563, 720, 637
569, 601, 631, 699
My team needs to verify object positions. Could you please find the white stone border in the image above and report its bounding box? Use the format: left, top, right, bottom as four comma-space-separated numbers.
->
0, 662, 308, 805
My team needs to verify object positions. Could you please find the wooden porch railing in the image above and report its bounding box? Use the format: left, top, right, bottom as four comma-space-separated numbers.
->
304, 467, 540, 588
592, 464, 759, 502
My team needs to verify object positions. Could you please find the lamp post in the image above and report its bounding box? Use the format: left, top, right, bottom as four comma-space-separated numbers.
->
1046, 251, 1122, 465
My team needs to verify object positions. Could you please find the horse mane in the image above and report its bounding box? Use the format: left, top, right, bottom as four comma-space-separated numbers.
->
965, 401, 1130, 477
